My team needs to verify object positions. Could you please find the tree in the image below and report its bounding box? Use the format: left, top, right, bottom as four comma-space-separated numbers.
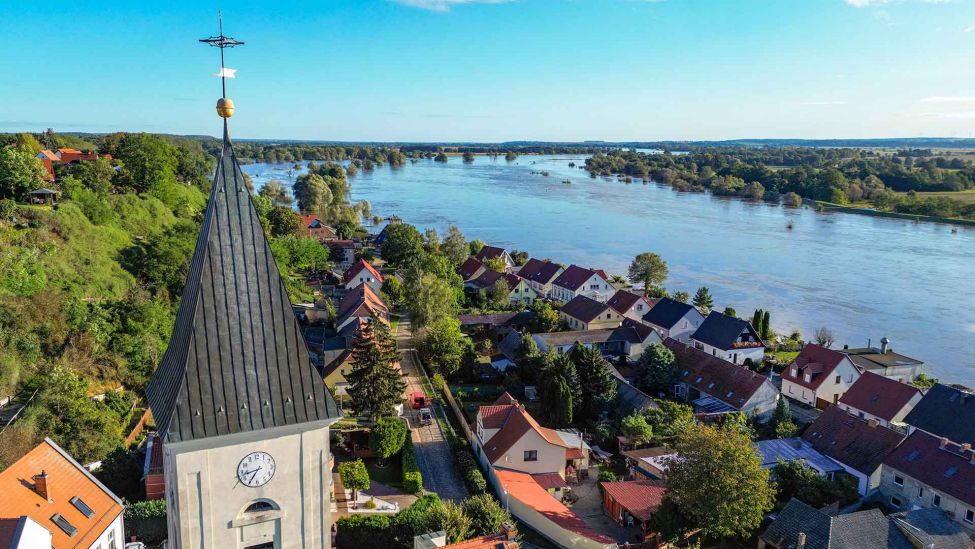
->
665, 423, 774, 538
259, 179, 294, 207
761, 310, 772, 340
434, 152, 449, 163
572, 344, 617, 420
429, 500, 472, 543
772, 460, 859, 508
636, 343, 677, 392
770, 396, 798, 438
419, 317, 467, 377
95, 445, 144, 502
381, 276, 404, 306
552, 379, 574, 427
293, 173, 333, 212
423, 227, 440, 255
406, 273, 458, 329
814, 326, 835, 348
672, 291, 689, 304
267, 206, 302, 236
644, 400, 694, 440
339, 459, 371, 506
115, 134, 179, 195
461, 494, 512, 537
752, 309, 764, 334
628, 252, 668, 290
0, 146, 45, 201
723, 307, 737, 318
540, 352, 582, 420
381, 223, 424, 267
462, 151, 475, 163
620, 413, 654, 445
468, 239, 485, 256
487, 278, 510, 310
482, 256, 508, 273
530, 300, 562, 333
784, 191, 803, 207
369, 417, 407, 467
346, 322, 406, 420
692, 287, 714, 314
441, 225, 468, 265
70, 157, 116, 195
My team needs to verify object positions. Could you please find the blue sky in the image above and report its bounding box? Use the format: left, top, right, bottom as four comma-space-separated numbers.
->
1, 0, 974, 141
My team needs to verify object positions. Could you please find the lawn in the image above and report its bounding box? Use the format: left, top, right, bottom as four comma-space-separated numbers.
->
769, 350, 799, 364
896, 189, 975, 204
364, 457, 403, 489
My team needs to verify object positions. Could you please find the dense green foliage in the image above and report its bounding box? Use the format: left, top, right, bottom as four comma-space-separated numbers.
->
401, 433, 423, 493
124, 499, 168, 545
346, 322, 406, 421
452, 440, 487, 495
339, 458, 371, 501
370, 417, 408, 466
772, 460, 859, 508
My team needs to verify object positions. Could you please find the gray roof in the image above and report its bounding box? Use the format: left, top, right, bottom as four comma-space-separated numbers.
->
146, 124, 339, 444
889, 509, 975, 549
608, 366, 658, 413
755, 438, 844, 474
641, 297, 695, 330
903, 383, 975, 445
690, 311, 762, 350
761, 499, 914, 549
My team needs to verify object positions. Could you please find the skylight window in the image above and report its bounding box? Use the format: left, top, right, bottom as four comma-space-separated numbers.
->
906, 450, 921, 462
70, 496, 94, 518
51, 514, 77, 537
945, 466, 958, 478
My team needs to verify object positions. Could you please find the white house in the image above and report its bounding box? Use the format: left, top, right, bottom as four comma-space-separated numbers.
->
533, 323, 661, 360
640, 297, 704, 344
474, 245, 515, 271
551, 265, 613, 303
342, 259, 383, 293
558, 294, 622, 331
689, 311, 765, 365
781, 344, 861, 409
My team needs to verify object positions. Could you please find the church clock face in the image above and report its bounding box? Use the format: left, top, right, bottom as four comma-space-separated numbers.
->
237, 452, 276, 487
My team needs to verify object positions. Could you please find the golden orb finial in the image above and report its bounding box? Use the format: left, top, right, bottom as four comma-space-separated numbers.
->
216, 97, 235, 118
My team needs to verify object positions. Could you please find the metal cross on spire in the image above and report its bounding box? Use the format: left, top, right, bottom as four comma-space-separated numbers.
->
199, 11, 244, 100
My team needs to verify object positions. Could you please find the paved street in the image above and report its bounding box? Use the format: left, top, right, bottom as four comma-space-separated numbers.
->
394, 317, 468, 502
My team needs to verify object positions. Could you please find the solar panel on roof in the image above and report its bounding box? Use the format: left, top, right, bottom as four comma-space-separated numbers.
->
70, 496, 94, 518
51, 514, 77, 537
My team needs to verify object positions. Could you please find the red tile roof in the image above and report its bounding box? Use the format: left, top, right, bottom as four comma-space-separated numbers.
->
883, 431, 975, 507
606, 290, 649, 315
560, 295, 611, 323
838, 372, 921, 422
342, 259, 383, 285
787, 344, 850, 391
445, 533, 519, 549
37, 150, 58, 161
336, 285, 388, 325
479, 404, 517, 429
552, 265, 603, 292
0, 439, 123, 549
518, 258, 563, 285
600, 480, 667, 522
481, 405, 575, 462
474, 245, 507, 262
665, 339, 772, 409
802, 406, 906, 475
495, 392, 518, 405
458, 257, 485, 280
532, 472, 568, 490
495, 469, 615, 544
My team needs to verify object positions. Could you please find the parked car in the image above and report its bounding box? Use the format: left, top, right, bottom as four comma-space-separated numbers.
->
419, 408, 433, 426
411, 392, 428, 409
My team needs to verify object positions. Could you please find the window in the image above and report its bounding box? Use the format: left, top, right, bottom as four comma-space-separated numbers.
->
791, 368, 798, 377
835, 375, 841, 384
966, 510, 974, 524
70, 496, 94, 518
804, 374, 812, 383
891, 496, 902, 507
637, 305, 643, 311
934, 494, 941, 507
245, 501, 276, 513
917, 487, 924, 498
894, 475, 904, 486
524, 450, 538, 462
108, 529, 116, 549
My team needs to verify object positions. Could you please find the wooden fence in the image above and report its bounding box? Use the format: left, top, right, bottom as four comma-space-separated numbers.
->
440, 381, 474, 444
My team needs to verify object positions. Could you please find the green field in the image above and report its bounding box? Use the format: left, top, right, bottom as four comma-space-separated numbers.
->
897, 189, 975, 204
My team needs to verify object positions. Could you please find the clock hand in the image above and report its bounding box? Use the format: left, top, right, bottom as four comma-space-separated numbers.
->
248, 468, 261, 483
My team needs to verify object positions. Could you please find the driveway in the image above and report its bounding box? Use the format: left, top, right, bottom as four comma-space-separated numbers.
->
395, 316, 468, 502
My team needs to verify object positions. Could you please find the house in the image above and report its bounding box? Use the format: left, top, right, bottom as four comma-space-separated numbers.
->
781, 344, 861, 409
838, 372, 922, 429
621, 447, 679, 480
605, 289, 653, 322
474, 245, 514, 271
326, 239, 357, 269
755, 437, 845, 478
881, 431, 975, 533
840, 339, 925, 382
516, 258, 564, 298
665, 339, 779, 421
551, 265, 613, 303
612, 369, 659, 415
801, 406, 906, 496
323, 350, 354, 395
468, 270, 537, 305
56, 148, 98, 165
342, 259, 383, 293
689, 311, 765, 366
492, 468, 616, 549
335, 284, 389, 332
600, 480, 667, 536
533, 325, 660, 360
903, 383, 975, 446
457, 257, 487, 282
0, 438, 125, 549
35, 150, 58, 181
28, 188, 60, 205
474, 395, 590, 479
640, 297, 704, 344
758, 498, 918, 549
415, 524, 521, 549
299, 214, 338, 241
558, 295, 622, 331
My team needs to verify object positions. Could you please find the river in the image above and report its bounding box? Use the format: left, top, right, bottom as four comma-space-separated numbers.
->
241, 154, 975, 386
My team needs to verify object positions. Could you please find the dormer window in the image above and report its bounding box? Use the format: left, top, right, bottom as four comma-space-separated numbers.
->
804, 374, 811, 383
791, 368, 798, 377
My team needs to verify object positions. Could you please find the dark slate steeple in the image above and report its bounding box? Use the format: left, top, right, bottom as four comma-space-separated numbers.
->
147, 122, 339, 444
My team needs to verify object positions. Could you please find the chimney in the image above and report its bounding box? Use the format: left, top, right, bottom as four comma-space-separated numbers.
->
797, 532, 807, 549
501, 522, 518, 540
940, 437, 949, 449
843, 344, 849, 350
881, 337, 890, 354
32, 471, 50, 502
962, 443, 971, 452
867, 418, 879, 428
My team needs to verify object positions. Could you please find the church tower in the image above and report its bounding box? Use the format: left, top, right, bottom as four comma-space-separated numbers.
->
146, 18, 340, 549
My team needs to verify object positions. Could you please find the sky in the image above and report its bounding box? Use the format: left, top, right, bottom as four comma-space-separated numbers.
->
1, 0, 974, 142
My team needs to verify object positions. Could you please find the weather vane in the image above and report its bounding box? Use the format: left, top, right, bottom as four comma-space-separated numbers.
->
200, 11, 244, 118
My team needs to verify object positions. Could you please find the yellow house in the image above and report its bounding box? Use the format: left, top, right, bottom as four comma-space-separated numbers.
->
558, 294, 622, 331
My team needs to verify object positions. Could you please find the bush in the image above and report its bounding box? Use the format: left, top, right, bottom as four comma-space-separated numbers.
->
401, 434, 423, 494
336, 514, 393, 548
364, 498, 377, 510
124, 499, 167, 545
451, 440, 487, 495
598, 470, 618, 482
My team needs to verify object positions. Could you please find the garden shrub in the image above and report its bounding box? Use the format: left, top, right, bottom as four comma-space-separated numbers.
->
401, 433, 423, 493
124, 499, 167, 545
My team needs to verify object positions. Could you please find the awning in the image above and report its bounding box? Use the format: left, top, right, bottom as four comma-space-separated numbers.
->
532, 472, 568, 490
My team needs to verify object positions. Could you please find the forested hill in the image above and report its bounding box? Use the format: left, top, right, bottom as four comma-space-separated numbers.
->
0, 131, 336, 469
